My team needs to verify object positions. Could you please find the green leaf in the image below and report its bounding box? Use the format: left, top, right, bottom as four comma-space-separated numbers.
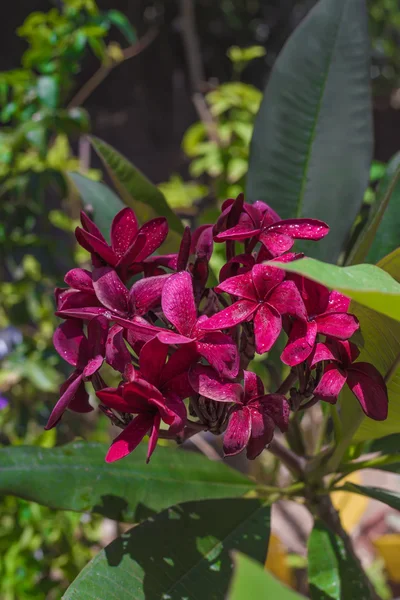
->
271, 257, 400, 321
348, 153, 400, 265
37, 76, 59, 109
308, 520, 372, 600
340, 249, 400, 442
64, 498, 270, 600
246, 0, 372, 263
370, 434, 400, 455
340, 483, 400, 511
106, 10, 136, 44
0, 442, 256, 522
68, 172, 124, 239
90, 136, 183, 252
228, 552, 306, 600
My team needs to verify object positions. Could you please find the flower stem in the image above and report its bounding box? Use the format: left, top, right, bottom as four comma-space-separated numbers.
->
268, 438, 306, 478
276, 369, 298, 395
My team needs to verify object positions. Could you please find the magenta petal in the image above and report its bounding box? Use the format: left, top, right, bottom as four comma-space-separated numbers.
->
87, 315, 108, 357
110, 315, 160, 340
96, 387, 132, 412
106, 325, 131, 372
214, 223, 261, 242
260, 394, 290, 432
56, 290, 100, 312
68, 379, 92, 413
56, 307, 108, 320
105, 413, 154, 463
223, 407, 252, 456
176, 226, 191, 271
281, 320, 317, 366
347, 363, 388, 421
315, 312, 359, 340
254, 304, 282, 354
310, 342, 340, 366
64, 268, 93, 291
259, 230, 294, 255
146, 413, 161, 462
326, 290, 350, 314
139, 337, 168, 384
110, 207, 138, 258
75, 228, 117, 266
243, 371, 264, 402
151, 392, 186, 432
268, 281, 307, 320
247, 409, 275, 460
215, 271, 257, 301
80, 211, 106, 240
156, 330, 194, 345
129, 274, 170, 316
83, 355, 104, 377
92, 267, 129, 316
162, 372, 193, 400
196, 331, 239, 378
136, 217, 169, 261
53, 320, 85, 367
200, 300, 257, 331
189, 364, 243, 403
162, 271, 197, 337
125, 379, 164, 403
118, 232, 147, 268
194, 225, 213, 262
252, 264, 285, 300
45, 372, 84, 429
314, 365, 347, 404
268, 218, 329, 241
161, 344, 199, 385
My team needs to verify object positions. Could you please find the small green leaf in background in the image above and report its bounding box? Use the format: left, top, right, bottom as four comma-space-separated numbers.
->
228, 552, 306, 600
64, 499, 271, 600
0, 442, 256, 523
370, 434, 400, 455
246, 0, 373, 263
308, 520, 372, 600
340, 484, 400, 512
90, 136, 184, 252
272, 257, 400, 322
106, 9, 136, 44
340, 249, 400, 442
348, 152, 400, 265
37, 75, 59, 109
68, 172, 124, 239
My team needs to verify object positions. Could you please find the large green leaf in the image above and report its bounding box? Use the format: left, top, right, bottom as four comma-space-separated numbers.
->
246, 0, 372, 263
64, 498, 271, 600
0, 442, 256, 522
340, 483, 400, 512
340, 249, 400, 442
68, 172, 124, 239
272, 257, 400, 321
90, 136, 183, 251
228, 553, 306, 600
308, 521, 372, 600
370, 434, 400, 455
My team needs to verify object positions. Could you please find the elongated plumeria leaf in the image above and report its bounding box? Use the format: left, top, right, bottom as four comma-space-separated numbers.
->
63, 499, 271, 600
308, 521, 372, 600
340, 249, 400, 442
348, 153, 400, 265
370, 434, 400, 455
68, 172, 124, 239
246, 0, 372, 263
228, 552, 306, 600
341, 483, 400, 511
272, 257, 400, 322
90, 136, 183, 251
0, 442, 256, 522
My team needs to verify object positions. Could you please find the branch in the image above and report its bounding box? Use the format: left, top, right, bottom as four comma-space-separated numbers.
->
179, 0, 205, 93
268, 438, 306, 478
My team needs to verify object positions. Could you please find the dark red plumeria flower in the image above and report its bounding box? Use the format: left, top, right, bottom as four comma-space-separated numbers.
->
310, 340, 388, 421
189, 366, 289, 459
46, 317, 109, 429
281, 277, 359, 367
158, 271, 239, 378
97, 338, 190, 462
214, 195, 329, 256
75, 208, 168, 280
201, 264, 306, 354
55, 268, 101, 312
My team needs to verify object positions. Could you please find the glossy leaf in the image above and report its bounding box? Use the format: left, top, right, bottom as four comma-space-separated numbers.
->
68, 172, 124, 239
340, 249, 400, 442
341, 483, 400, 512
0, 442, 256, 523
246, 0, 372, 263
37, 75, 59, 109
348, 153, 400, 265
229, 552, 305, 600
90, 136, 184, 251
272, 257, 400, 322
370, 434, 400, 455
64, 498, 271, 600
308, 520, 372, 600
107, 10, 136, 44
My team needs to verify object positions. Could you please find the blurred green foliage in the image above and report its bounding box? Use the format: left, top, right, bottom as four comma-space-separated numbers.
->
369, 0, 400, 90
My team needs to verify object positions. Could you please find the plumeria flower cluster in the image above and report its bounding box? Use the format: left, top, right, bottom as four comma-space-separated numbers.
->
48, 195, 388, 463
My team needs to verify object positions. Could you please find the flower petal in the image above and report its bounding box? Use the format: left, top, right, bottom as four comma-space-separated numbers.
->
64, 268, 93, 291
281, 320, 317, 366
161, 271, 197, 337
118, 233, 147, 269
83, 355, 104, 377
68, 379, 92, 413
45, 372, 84, 429
215, 271, 257, 301
80, 211, 106, 240
110, 208, 138, 258
156, 330, 194, 345
247, 409, 275, 460
176, 226, 191, 271
53, 320, 86, 367
161, 344, 199, 385
56, 289, 100, 312
129, 274, 170, 316
254, 304, 282, 354
259, 394, 290, 432
105, 413, 154, 463
268, 280, 307, 320
223, 407, 252, 457
92, 267, 129, 316
252, 264, 285, 300
326, 290, 351, 314
313, 365, 347, 403
56, 307, 108, 320
75, 227, 117, 266
150, 392, 187, 432
268, 218, 329, 241
139, 337, 168, 385
193, 225, 213, 262
146, 413, 161, 462
259, 230, 294, 255
214, 222, 261, 242
196, 331, 239, 378
310, 341, 340, 366
243, 371, 264, 402
136, 217, 169, 261
199, 300, 257, 331
315, 312, 359, 339
106, 325, 131, 372
347, 363, 388, 421
87, 315, 108, 358
189, 364, 243, 403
